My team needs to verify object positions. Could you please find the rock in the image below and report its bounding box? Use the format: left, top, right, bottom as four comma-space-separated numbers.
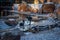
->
43, 4, 55, 13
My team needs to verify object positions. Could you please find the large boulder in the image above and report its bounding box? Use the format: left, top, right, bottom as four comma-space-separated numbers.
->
55, 7, 60, 20
42, 3, 55, 13
5, 18, 18, 26
18, 3, 28, 12
52, 0, 60, 4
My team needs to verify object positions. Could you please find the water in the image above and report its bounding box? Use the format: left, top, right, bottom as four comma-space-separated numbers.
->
0, 17, 56, 30
0, 21, 10, 30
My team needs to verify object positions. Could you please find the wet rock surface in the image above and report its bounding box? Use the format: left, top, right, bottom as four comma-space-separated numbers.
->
21, 27, 60, 40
